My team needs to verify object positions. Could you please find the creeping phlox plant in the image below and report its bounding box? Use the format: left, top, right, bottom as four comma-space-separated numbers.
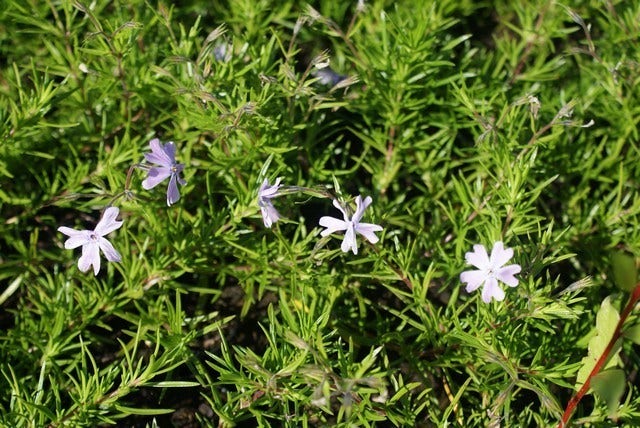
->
5, 0, 640, 426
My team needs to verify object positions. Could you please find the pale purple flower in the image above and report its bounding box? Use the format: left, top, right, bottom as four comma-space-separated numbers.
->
460, 241, 521, 303
319, 195, 383, 254
258, 178, 282, 227
57, 207, 123, 276
258, 178, 282, 228
141, 138, 186, 206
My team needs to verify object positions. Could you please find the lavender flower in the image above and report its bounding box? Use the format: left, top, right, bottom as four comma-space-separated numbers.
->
460, 241, 521, 303
258, 178, 282, 228
57, 207, 123, 276
141, 138, 186, 206
319, 195, 383, 255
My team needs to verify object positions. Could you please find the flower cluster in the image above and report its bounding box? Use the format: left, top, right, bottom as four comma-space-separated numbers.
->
255, 177, 521, 302
58, 138, 186, 275
58, 140, 522, 305
256, 177, 383, 255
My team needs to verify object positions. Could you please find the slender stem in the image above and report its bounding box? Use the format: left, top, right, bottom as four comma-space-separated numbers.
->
369, 244, 413, 291
558, 283, 640, 427
508, 4, 549, 85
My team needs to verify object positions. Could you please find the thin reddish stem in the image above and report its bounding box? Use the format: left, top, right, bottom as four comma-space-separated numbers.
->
558, 283, 640, 427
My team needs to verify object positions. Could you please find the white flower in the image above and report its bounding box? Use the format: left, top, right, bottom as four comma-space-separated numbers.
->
57, 207, 123, 276
460, 241, 521, 303
319, 195, 383, 254
258, 178, 282, 228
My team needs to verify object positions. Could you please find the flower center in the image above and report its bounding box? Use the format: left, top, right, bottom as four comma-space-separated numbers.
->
485, 265, 497, 278
89, 232, 99, 241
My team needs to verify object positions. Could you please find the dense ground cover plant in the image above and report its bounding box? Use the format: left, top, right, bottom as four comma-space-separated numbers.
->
1, 0, 640, 426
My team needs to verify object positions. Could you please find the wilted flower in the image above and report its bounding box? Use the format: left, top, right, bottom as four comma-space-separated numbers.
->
312, 68, 347, 86
460, 241, 521, 303
258, 178, 282, 228
319, 195, 383, 254
141, 138, 186, 206
57, 207, 123, 276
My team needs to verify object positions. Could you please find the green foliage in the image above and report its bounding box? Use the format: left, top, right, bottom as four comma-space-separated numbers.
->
576, 296, 622, 387
1, 0, 640, 426
591, 368, 626, 418
612, 250, 638, 292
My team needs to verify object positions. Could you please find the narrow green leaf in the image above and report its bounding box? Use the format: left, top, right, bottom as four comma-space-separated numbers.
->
114, 404, 174, 415
0, 275, 22, 305
147, 381, 200, 387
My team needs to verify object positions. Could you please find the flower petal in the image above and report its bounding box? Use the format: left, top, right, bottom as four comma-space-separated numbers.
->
58, 227, 90, 249
341, 225, 358, 254
332, 199, 349, 222
489, 241, 513, 268
261, 203, 281, 228
353, 195, 372, 223
144, 138, 173, 166
94, 207, 123, 236
497, 264, 521, 287
142, 167, 172, 190
166, 174, 181, 206
258, 178, 269, 196
465, 244, 490, 269
481, 277, 504, 303
63, 231, 90, 249
58, 226, 82, 237
78, 242, 100, 275
162, 141, 176, 161
259, 178, 281, 198
319, 216, 347, 236
461, 269, 485, 292
99, 237, 121, 262
356, 222, 382, 243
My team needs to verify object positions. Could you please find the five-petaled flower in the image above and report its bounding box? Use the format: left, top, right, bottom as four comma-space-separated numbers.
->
319, 195, 383, 254
258, 178, 282, 228
57, 206, 123, 276
460, 241, 521, 303
142, 138, 186, 206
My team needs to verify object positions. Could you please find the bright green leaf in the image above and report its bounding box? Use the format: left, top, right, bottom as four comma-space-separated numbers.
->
575, 297, 621, 387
